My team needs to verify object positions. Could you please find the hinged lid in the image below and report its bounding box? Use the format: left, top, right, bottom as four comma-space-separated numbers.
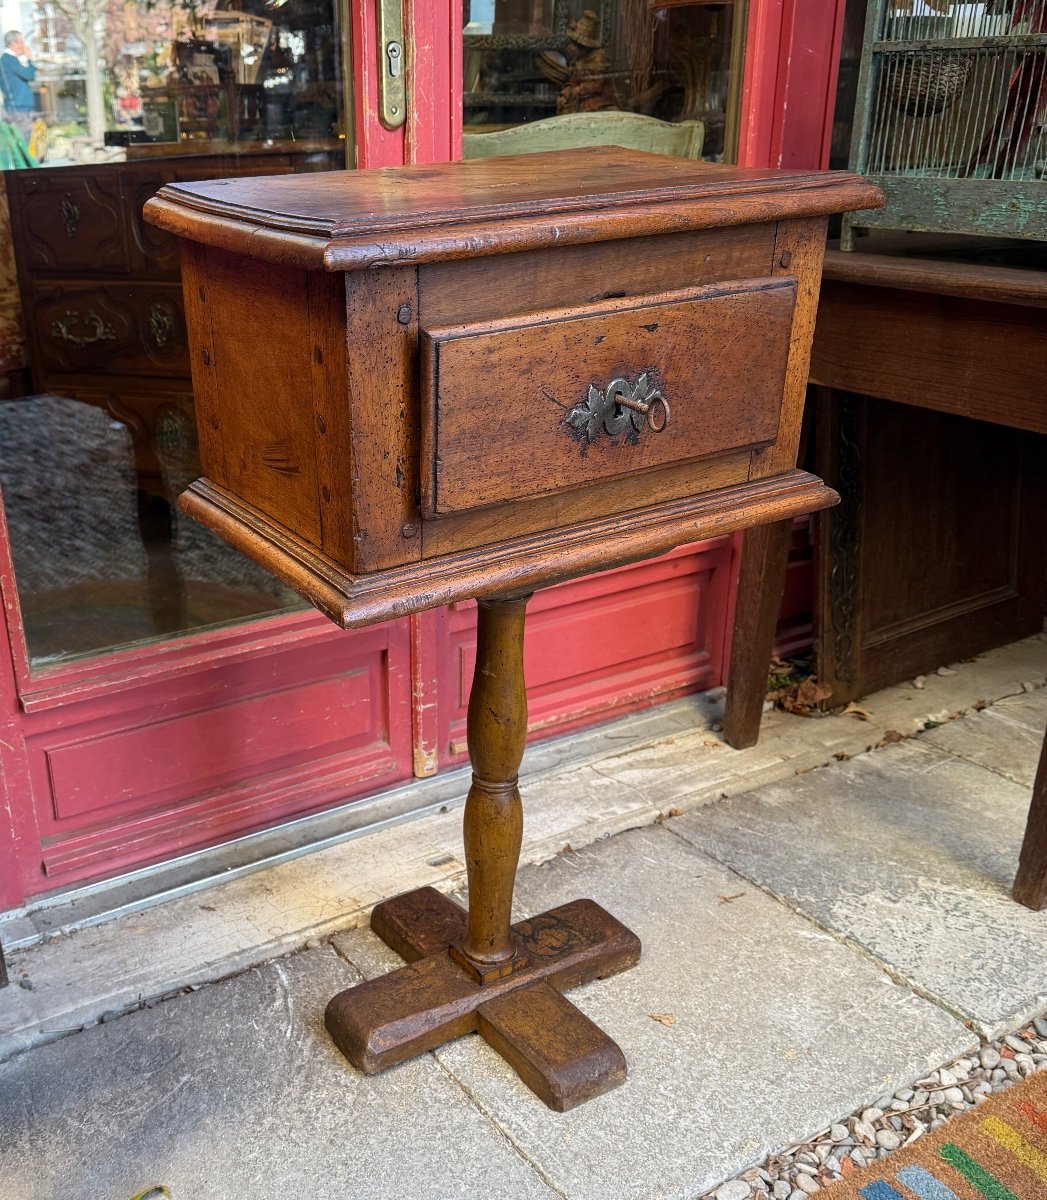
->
144, 147, 883, 272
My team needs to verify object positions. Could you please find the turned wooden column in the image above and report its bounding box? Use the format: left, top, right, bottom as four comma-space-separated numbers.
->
451, 594, 530, 981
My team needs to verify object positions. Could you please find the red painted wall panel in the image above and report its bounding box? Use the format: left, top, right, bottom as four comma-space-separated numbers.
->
18, 620, 413, 893
438, 541, 734, 764
46, 662, 380, 823
740, 0, 847, 172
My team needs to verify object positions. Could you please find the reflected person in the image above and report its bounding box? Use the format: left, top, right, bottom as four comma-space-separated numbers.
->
0, 31, 36, 144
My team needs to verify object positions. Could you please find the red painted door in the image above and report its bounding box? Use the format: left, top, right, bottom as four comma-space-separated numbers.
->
0, 0, 447, 910
0, 0, 846, 913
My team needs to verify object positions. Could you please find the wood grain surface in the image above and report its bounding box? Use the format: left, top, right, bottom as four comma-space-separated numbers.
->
417, 224, 777, 326
810, 280, 1047, 435
179, 469, 838, 629
144, 149, 883, 271
422, 278, 795, 515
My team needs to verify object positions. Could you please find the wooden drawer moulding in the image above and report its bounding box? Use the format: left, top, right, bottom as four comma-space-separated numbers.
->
145, 148, 882, 1111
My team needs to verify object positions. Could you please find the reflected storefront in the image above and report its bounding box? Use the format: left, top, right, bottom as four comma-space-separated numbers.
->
0, 0, 833, 913
2, 0, 347, 666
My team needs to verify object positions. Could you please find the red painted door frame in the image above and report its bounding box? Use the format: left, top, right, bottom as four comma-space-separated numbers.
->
739, 0, 847, 171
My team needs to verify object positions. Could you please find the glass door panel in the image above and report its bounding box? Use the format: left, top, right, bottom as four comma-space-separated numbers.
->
0, 0, 349, 670
462, 0, 748, 161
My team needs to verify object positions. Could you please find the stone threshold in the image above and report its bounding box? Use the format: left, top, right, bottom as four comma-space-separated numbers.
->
0, 629, 1044, 1063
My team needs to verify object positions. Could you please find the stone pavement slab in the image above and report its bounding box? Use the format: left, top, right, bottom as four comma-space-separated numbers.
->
922, 687, 1047, 789
333, 825, 974, 1200
671, 739, 1047, 1040
0, 945, 559, 1200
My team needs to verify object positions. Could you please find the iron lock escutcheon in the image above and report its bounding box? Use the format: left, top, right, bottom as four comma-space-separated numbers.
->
564, 373, 672, 445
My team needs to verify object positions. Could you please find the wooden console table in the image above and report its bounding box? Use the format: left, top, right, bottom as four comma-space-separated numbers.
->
724, 235, 1047, 912
145, 151, 878, 1109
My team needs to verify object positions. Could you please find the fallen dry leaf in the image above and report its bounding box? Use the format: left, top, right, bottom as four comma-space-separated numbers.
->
655, 807, 683, 824
833, 751, 852, 761
648, 1012, 676, 1027
878, 729, 905, 747
841, 701, 872, 721
718, 891, 746, 904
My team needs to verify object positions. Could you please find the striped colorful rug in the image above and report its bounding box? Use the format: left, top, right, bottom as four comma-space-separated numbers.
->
823, 1072, 1047, 1199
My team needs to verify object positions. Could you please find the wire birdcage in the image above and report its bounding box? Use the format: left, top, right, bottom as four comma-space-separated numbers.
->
842, 0, 1047, 247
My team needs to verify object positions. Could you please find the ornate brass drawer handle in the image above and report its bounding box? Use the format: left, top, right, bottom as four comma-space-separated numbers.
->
50, 310, 116, 349
60, 193, 81, 237
148, 303, 174, 348
565, 372, 671, 445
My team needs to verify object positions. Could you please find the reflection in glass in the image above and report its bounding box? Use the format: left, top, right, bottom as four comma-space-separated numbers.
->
22, 0, 344, 163
0, 0, 343, 669
0, 395, 301, 667
462, 0, 746, 162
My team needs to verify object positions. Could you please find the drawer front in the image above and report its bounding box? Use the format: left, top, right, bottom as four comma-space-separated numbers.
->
12, 171, 131, 274
32, 282, 188, 378
421, 278, 796, 516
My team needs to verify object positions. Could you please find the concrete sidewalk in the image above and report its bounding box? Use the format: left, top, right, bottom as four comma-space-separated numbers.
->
0, 637, 1045, 1200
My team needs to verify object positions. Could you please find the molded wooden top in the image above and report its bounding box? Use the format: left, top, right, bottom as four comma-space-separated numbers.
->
144, 147, 883, 272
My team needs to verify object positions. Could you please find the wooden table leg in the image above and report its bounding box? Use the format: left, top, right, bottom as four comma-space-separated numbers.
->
1012, 724, 1047, 911
723, 518, 794, 749
325, 594, 641, 1110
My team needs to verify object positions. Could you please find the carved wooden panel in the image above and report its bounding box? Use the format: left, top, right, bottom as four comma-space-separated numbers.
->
11, 171, 130, 275
30, 282, 188, 378
815, 390, 1047, 704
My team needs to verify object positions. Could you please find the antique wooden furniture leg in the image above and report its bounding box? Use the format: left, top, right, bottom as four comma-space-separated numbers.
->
1012, 725, 1047, 911
723, 518, 794, 749
325, 594, 641, 1110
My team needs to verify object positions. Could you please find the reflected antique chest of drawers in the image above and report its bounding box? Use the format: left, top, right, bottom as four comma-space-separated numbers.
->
145, 150, 881, 1110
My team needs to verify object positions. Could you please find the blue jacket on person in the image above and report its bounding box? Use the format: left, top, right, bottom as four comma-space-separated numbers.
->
0, 52, 36, 113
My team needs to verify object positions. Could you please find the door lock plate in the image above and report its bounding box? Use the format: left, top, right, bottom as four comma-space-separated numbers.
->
377, 0, 406, 129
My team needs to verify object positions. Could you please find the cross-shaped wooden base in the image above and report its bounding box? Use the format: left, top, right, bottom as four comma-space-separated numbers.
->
326, 885, 640, 1110
324, 593, 641, 1111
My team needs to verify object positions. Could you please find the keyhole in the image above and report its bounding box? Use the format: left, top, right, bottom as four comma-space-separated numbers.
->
386, 41, 402, 78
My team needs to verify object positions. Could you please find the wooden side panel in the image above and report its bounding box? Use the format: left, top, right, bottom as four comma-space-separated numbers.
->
309, 270, 356, 567
179, 240, 226, 485
21, 621, 413, 890
815, 392, 1047, 707
185, 245, 326, 551
344, 266, 422, 572
424, 281, 795, 515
